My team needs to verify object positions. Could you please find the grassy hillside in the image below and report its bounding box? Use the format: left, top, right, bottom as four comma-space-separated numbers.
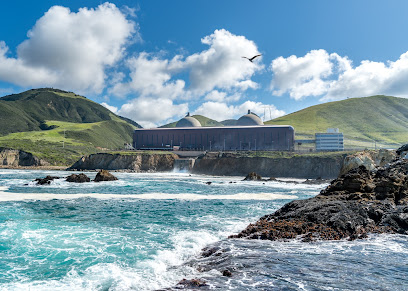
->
0, 88, 141, 165
160, 115, 224, 128
266, 95, 408, 148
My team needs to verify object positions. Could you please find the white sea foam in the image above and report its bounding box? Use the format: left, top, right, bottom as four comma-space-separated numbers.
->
0, 187, 296, 201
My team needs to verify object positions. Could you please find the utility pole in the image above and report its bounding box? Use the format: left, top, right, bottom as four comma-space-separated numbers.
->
63, 128, 66, 148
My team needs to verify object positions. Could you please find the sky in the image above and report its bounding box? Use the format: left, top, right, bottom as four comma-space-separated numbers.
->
1, 1, 408, 128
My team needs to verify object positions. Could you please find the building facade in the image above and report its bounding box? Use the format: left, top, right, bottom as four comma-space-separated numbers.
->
133, 111, 295, 151
315, 128, 344, 151
133, 125, 295, 151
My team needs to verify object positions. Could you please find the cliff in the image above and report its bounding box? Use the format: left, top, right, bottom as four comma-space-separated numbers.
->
192, 152, 347, 179
68, 152, 178, 172
0, 147, 48, 167
339, 149, 396, 176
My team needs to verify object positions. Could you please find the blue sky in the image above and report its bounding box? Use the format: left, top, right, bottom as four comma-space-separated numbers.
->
1, 1, 408, 127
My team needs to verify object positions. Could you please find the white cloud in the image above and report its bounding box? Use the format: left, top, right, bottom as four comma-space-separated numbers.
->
0, 3, 136, 94
323, 51, 408, 101
101, 102, 118, 114
118, 97, 188, 128
110, 29, 262, 100
270, 49, 408, 101
193, 100, 285, 121
270, 49, 335, 100
110, 52, 186, 99
184, 29, 263, 94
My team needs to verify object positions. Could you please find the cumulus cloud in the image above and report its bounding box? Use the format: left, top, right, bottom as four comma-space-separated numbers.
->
270, 49, 346, 100
110, 29, 262, 100
110, 52, 186, 99
193, 100, 285, 121
184, 29, 263, 94
118, 97, 188, 128
323, 52, 408, 101
0, 3, 136, 94
270, 49, 408, 101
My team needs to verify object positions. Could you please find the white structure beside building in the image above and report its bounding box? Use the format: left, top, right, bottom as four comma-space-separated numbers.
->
315, 128, 344, 151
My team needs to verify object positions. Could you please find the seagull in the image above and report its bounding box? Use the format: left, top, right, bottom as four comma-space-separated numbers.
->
242, 54, 262, 62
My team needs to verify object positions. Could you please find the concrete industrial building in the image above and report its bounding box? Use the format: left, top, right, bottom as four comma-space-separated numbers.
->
315, 128, 344, 151
133, 111, 295, 151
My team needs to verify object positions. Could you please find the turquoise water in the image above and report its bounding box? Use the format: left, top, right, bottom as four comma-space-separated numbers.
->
0, 170, 407, 290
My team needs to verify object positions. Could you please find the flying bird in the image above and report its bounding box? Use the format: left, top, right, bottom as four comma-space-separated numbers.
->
242, 54, 262, 62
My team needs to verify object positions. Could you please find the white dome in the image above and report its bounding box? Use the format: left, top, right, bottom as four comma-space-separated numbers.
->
237, 111, 264, 126
176, 116, 202, 127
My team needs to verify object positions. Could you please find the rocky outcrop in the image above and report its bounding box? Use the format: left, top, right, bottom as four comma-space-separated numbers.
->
243, 172, 262, 181
93, 170, 118, 182
66, 173, 90, 183
192, 152, 346, 179
69, 153, 177, 172
0, 147, 48, 167
231, 158, 408, 241
35, 176, 60, 185
339, 149, 396, 176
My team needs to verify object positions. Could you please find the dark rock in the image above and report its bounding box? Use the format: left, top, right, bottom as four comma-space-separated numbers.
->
269, 177, 277, 181
397, 144, 408, 155
230, 159, 408, 241
66, 173, 90, 183
243, 172, 262, 181
206, 181, 212, 185
93, 169, 118, 182
222, 270, 232, 277
35, 175, 60, 185
177, 278, 207, 288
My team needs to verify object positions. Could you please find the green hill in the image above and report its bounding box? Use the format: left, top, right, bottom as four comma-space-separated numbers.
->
0, 88, 141, 165
160, 114, 224, 128
266, 95, 408, 148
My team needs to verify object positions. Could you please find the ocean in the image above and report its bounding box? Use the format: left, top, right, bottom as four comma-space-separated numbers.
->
0, 169, 407, 290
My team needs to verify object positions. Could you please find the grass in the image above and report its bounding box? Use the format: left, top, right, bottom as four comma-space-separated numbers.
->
266, 95, 408, 148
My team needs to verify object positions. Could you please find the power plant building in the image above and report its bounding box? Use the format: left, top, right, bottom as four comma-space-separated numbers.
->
315, 128, 344, 151
133, 111, 295, 151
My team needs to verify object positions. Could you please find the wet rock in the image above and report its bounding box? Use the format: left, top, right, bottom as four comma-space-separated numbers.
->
206, 181, 212, 185
93, 169, 118, 182
35, 175, 60, 185
177, 278, 207, 288
66, 173, 90, 183
231, 157, 408, 241
243, 172, 262, 181
222, 270, 232, 277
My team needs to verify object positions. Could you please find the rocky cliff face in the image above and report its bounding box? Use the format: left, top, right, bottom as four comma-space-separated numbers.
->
192, 153, 345, 179
69, 153, 177, 172
339, 149, 396, 176
0, 147, 48, 167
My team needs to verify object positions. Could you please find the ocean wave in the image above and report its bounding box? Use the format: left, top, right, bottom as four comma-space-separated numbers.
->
0, 187, 296, 201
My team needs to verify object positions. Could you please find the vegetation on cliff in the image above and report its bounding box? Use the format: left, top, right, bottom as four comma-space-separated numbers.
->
0, 88, 141, 165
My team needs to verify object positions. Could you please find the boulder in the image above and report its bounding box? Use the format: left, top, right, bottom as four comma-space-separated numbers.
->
35, 175, 60, 185
66, 173, 90, 183
177, 278, 207, 288
93, 169, 118, 182
339, 149, 396, 176
231, 157, 408, 241
243, 172, 262, 181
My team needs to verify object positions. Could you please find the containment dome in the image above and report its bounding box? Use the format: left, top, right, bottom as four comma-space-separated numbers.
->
175, 113, 202, 127
237, 110, 264, 126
